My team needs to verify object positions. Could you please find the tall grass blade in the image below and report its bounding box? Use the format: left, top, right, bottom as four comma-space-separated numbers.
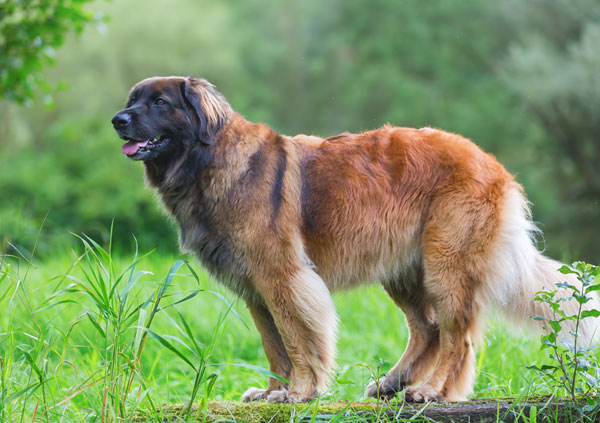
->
4, 383, 41, 403
175, 309, 202, 355
134, 308, 148, 357
221, 363, 291, 385
85, 312, 107, 339
145, 329, 196, 371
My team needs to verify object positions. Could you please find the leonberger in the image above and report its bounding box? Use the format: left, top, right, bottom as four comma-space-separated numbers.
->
112, 76, 599, 403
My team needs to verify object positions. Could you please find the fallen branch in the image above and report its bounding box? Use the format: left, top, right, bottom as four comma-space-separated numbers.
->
141, 396, 599, 422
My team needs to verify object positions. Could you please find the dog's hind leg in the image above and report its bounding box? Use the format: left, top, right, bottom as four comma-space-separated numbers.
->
253, 264, 338, 403
365, 279, 440, 399
403, 256, 480, 402
401, 184, 504, 402
242, 302, 293, 402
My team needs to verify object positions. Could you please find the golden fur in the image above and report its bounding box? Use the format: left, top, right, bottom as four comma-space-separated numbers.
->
112, 76, 600, 403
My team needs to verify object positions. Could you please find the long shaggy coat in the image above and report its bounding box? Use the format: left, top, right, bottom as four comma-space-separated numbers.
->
111, 76, 600, 403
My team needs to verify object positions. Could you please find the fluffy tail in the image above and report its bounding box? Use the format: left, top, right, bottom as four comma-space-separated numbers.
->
484, 187, 600, 345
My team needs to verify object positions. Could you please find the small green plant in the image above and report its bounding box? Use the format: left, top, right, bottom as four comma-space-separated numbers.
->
357, 357, 390, 405
45, 230, 188, 422
144, 296, 225, 422
36, 227, 246, 422
529, 261, 600, 419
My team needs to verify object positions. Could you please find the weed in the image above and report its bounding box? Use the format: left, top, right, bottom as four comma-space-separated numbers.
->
529, 261, 600, 420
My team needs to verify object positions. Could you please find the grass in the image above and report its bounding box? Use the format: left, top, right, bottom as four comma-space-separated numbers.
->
1, 235, 596, 422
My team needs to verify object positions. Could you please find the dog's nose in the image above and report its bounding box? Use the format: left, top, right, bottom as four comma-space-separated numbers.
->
112, 112, 131, 129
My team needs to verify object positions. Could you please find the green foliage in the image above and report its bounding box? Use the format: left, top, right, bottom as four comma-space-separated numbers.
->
229, 0, 517, 140
0, 234, 199, 420
501, 0, 600, 260
528, 262, 600, 419
0, 116, 176, 256
0, 0, 101, 104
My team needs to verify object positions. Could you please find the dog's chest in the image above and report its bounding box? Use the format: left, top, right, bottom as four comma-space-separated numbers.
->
167, 193, 255, 299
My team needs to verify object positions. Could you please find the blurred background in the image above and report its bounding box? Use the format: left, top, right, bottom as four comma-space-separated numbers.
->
1, 0, 599, 261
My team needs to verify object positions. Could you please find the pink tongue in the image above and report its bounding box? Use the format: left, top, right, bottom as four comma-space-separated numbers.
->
122, 140, 148, 155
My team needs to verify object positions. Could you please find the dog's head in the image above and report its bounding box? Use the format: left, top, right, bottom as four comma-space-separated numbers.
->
111, 76, 231, 161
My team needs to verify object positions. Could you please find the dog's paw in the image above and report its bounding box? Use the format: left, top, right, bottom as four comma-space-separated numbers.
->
286, 390, 314, 403
403, 384, 440, 403
265, 389, 313, 403
266, 389, 288, 403
365, 376, 402, 399
242, 387, 268, 402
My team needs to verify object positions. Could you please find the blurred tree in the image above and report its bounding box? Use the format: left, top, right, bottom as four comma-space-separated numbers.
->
501, 0, 600, 260
228, 0, 523, 147
0, 0, 100, 104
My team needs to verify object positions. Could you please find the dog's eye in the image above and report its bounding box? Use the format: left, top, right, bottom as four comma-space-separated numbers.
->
154, 98, 166, 106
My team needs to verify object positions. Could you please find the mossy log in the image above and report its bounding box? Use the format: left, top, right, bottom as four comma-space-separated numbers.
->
147, 397, 598, 422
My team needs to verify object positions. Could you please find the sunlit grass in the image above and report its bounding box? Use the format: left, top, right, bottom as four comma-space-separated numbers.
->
0, 235, 576, 421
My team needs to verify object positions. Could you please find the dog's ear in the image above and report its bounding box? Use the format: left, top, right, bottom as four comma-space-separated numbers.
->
179, 77, 228, 145
180, 78, 212, 145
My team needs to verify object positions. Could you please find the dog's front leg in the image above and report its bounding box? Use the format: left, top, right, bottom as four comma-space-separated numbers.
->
254, 265, 338, 403
242, 302, 292, 402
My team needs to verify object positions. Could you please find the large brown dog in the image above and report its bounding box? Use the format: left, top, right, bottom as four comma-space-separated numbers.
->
112, 76, 599, 403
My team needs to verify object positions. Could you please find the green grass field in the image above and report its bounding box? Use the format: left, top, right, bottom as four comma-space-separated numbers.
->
0, 238, 587, 422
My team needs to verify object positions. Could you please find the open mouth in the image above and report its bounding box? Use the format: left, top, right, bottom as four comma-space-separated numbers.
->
121, 135, 167, 156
